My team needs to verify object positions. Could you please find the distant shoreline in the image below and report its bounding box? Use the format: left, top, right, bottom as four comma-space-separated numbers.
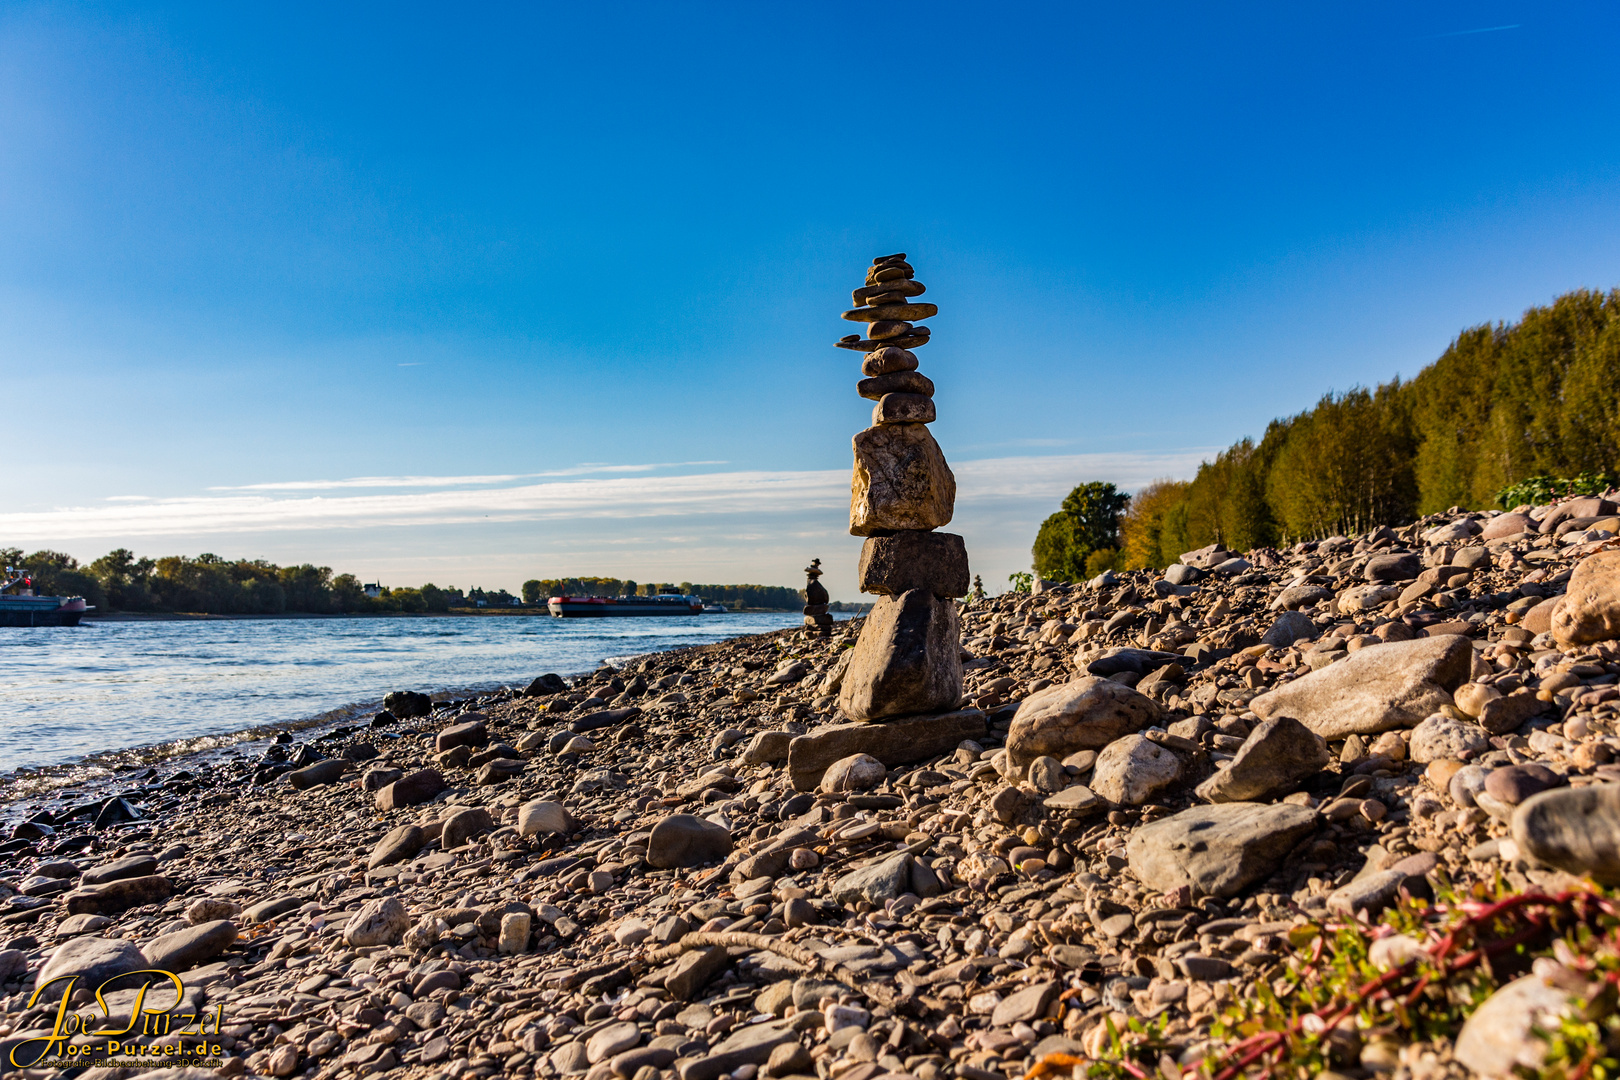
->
80, 607, 808, 622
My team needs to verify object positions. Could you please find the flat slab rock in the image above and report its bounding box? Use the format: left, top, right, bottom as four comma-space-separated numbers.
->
1126, 801, 1319, 899
1249, 634, 1473, 739
786, 710, 986, 791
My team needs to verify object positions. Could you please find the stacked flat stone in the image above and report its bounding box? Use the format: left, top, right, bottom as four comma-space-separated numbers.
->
834, 253, 970, 721
802, 558, 833, 634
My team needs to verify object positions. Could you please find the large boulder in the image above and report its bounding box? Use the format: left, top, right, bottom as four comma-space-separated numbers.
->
140, 919, 237, 972
368, 824, 425, 869
1006, 677, 1162, 769
344, 897, 409, 947
837, 588, 962, 720
848, 423, 956, 535
383, 690, 432, 718
1512, 785, 1620, 885
1336, 584, 1401, 614
375, 768, 445, 811
1541, 497, 1617, 534
819, 754, 886, 794
647, 815, 732, 869
1363, 553, 1422, 582
1552, 550, 1620, 648
857, 531, 969, 598
1195, 716, 1329, 802
1481, 512, 1532, 540
1260, 611, 1318, 648
1089, 735, 1183, 805
1249, 634, 1473, 738
37, 936, 146, 992
440, 807, 496, 850
786, 710, 987, 791
64, 876, 172, 916
1409, 714, 1489, 763
1126, 802, 1319, 899
518, 800, 573, 838
1454, 973, 1576, 1077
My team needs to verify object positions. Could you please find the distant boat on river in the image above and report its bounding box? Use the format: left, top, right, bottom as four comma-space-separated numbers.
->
546, 592, 706, 617
0, 566, 93, 627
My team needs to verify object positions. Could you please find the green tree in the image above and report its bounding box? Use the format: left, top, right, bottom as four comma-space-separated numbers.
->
1033, 482, 1130, 581
521, 579, 543, 605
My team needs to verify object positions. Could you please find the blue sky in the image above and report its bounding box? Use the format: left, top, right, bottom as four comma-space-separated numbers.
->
2, 2, 1618, 598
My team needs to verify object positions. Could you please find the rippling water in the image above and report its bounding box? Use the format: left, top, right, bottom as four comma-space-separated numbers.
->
0, 612, 845, 779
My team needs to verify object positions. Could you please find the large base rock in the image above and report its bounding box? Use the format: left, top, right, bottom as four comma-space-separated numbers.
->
1249, 634, 1473, 739
1126, 802, 1319, 899
849, 423, 956, 535
838, 588, 963, 721
857, 531, 969, 598
787, 710, 987, 791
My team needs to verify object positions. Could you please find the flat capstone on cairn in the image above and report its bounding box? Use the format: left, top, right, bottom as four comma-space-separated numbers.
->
809, 253, 981, 771
803, 558, 833, 635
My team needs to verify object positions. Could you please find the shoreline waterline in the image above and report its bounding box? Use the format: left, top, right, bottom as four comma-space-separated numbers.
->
0, 611, 852, 809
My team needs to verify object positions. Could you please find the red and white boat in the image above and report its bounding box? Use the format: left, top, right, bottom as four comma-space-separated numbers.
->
0, 566, 93, 627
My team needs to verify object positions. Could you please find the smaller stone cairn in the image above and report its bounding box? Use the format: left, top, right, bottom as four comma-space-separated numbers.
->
802, 558, 832, 635
834, 253, 970, 721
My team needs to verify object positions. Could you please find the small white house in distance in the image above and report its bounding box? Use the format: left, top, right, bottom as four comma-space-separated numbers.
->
363, 582, 384, 598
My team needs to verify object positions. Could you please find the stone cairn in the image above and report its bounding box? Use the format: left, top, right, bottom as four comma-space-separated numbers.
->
802, 558, 832, 634
833, 252, 970, 720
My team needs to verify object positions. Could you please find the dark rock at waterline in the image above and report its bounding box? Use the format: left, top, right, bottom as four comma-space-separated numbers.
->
524, 674, 569, 697
93, 799, 142, 828
383, 690, 433, 719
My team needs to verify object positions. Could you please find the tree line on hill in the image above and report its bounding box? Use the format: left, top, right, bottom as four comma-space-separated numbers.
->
0, 547, 809, 615
1033, 286, 1620, 579
520, 578, 804, 609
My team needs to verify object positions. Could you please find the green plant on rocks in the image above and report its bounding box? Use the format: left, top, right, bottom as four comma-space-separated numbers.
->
1496, 472, 1614, 510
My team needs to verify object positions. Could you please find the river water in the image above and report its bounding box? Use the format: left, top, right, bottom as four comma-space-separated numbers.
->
0, 612, 846, 784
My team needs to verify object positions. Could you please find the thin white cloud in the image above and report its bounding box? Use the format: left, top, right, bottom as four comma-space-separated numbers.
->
1, 451, 1211, 545
207, 461, 732, 491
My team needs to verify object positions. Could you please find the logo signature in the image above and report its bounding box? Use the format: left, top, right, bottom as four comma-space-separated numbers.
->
9, 970, 227, 1068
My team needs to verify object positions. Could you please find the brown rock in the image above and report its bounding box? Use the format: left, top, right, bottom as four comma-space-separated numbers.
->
1195, 716, 1330, 802
1552, 550, 1620, 648
1005, 677, 1163, 769
1482, 513, 1533, 540
1541, 497, 1616, 533
1478, 689, 1549, 735
860, 347, 918, 376
375, 768, 446, 811
842, 302, 939, 323
64, 875, 172, 916
1522, 597, 1563, 635
1249, 635, 1473, 739
857, 531, 969, 598
436, 719, 488, 752
849, 423, 955, 536
852, 279, 925, 304
440, 807, 496, 850
873, 393, 936, 426
837, 588, 962, 720
857, 372, 933, 400
786, 710, 987, 791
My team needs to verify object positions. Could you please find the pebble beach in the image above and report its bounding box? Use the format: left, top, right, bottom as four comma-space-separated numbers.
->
3, 497, 1620, 1080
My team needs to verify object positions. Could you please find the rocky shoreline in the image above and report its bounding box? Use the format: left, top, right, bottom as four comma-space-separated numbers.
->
4, 500, 1620, 1078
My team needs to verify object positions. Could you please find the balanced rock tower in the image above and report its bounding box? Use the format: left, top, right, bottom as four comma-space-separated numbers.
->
834, 253, 970, 720
802, 558, 832, 634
